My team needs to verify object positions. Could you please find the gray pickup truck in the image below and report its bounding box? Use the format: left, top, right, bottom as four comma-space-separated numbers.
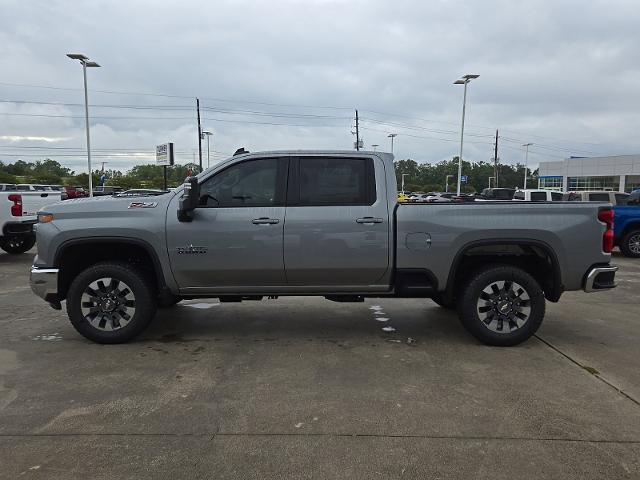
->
30, 150, 617, 346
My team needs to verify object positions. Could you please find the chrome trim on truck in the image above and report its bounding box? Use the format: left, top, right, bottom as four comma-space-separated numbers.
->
583, 265, 618, 292
30, 267, 59, 301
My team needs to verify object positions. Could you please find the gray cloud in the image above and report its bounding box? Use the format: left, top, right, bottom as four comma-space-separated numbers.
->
1, 0, 639, 173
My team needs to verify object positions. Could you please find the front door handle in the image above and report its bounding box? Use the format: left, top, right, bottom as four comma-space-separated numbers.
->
356, 217, 383, 224
252, 217, 279, 225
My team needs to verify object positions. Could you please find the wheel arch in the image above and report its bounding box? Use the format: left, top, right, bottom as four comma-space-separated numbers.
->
445, 238, 563, 303
54, 237, 166, 301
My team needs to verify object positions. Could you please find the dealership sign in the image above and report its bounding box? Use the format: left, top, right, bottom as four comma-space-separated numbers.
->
156, 143, 175, 166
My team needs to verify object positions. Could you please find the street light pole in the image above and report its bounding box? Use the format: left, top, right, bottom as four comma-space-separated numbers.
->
401, 173, 409, 193
453, 74, 480, 196
522, 143, 533, 189
445, 174, 455, 193
67, 53, 100, 197
202, 131, 213, 168
388, 133, 397, 153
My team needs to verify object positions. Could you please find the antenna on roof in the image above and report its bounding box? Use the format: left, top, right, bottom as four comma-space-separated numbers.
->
233, 148, 249, 156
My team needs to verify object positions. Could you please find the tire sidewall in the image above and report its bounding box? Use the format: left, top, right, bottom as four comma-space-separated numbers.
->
67, 262, 156, 344
620, 230, 640, 258
458, 265, 545, 346
0, 234, 36, 254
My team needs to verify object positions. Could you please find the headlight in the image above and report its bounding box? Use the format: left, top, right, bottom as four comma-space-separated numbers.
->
38, 213, 54, 223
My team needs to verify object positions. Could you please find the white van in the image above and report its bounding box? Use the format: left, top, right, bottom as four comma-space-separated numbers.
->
513, 189, 564, 201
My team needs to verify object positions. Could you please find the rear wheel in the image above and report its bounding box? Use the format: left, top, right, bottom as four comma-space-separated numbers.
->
619, 229, 640, 258
0, 234, 36, 254
67, 262, 156, 344
457, 265, 545, 346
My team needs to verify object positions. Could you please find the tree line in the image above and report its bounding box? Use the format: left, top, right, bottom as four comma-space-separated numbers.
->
394, 157, 539, 193
0, 156, 539, 192
0, 159, 201, 189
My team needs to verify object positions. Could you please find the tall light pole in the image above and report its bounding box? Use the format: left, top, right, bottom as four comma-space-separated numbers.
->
453, 74, 480, 195
522, 143, 533, 189
445, 174, 455, 193
401, 173, 410, 193
388, 133, 397, 153
202, 131, 213, 168
67, 53, 100, 197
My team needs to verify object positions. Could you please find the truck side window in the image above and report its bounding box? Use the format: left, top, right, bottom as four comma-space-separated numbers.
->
615, 194, 629, 205
298, 158, 375, 206
530, 192, 547, 201
198, 158, 279, 207
588, 193, 610, 202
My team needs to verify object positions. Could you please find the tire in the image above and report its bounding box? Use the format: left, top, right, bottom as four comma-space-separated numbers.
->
66, 261, 157, 344
619, 229, 640, 258
431, 293, 455, 310
0, 234, 36, 254
457, 265, 545, 347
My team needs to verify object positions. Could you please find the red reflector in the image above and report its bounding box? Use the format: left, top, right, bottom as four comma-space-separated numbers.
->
598, 208, 614, 253
8, 194, 23, 216
603, 229, 614, 253
598, 208, 614, 224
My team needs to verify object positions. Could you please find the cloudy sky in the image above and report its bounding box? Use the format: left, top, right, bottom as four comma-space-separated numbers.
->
1, 0, 639, 173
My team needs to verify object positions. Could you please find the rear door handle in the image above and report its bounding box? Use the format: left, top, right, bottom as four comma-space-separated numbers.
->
356, 217, 383, 224
252, 217, 279, 225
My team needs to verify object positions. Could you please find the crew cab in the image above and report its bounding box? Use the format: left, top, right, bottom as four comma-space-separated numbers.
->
1, 190, 62, 254
30, 150, 617, 346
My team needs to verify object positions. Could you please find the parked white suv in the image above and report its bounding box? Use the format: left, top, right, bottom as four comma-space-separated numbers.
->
564, 191, 629, 205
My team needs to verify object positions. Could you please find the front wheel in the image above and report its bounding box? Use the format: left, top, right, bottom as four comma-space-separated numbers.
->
67, 262, 157, 344
619, 229, 640, 258
0, 234, 36, 254
457, 265, 545, 346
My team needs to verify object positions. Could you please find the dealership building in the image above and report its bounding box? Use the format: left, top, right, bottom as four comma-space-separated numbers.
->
538, 154, 640, 192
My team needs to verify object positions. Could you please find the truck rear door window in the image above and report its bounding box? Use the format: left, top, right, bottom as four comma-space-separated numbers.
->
297, 157, 375, 206
588, 193, 610, 202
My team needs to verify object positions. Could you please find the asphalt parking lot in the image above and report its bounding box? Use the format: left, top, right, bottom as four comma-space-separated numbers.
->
1, 251, 639, 479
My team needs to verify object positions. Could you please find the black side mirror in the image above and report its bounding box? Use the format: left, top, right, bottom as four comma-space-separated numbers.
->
178, 176, 200, 222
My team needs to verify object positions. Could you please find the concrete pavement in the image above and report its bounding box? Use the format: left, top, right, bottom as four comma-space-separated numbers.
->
0, 250, 638, 479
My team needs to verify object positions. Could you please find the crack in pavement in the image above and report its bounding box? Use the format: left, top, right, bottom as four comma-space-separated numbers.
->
1, 433, 639, 444
535, 334, 640, 408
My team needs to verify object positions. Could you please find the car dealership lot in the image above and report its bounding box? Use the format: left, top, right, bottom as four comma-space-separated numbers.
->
1, 251, 639, 479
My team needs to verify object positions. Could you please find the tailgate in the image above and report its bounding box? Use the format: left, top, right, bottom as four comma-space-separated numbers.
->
20, 192, 62, 216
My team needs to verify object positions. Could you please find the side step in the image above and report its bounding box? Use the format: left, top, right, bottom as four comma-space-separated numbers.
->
324, 295, 364, 303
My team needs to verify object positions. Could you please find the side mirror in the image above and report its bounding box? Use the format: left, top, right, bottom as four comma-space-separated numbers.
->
178, 176, 200, 222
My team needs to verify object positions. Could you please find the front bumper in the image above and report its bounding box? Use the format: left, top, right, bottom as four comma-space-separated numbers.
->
30, 266, 59, 303
583, 265, 618, 292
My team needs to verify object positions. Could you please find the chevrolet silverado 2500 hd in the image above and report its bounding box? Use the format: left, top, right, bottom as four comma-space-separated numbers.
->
30, 151, 617, 346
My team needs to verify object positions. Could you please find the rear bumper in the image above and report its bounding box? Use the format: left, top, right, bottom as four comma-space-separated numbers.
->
30, 266, 59, 303
583, 265, 618, 292
2, 220, 36, 237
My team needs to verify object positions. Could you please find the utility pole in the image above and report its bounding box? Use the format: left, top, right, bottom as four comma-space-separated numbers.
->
196, 98, 203, 173
494, 129, 499, 187
355, 109, 360, 151
100, 161, 108, 171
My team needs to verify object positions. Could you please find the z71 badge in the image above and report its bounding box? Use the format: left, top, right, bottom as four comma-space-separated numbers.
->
176, 245, 208, 255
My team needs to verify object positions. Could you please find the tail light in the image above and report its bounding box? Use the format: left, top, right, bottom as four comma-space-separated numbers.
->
8, 194, 22, 216
598, 207, 614, 253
